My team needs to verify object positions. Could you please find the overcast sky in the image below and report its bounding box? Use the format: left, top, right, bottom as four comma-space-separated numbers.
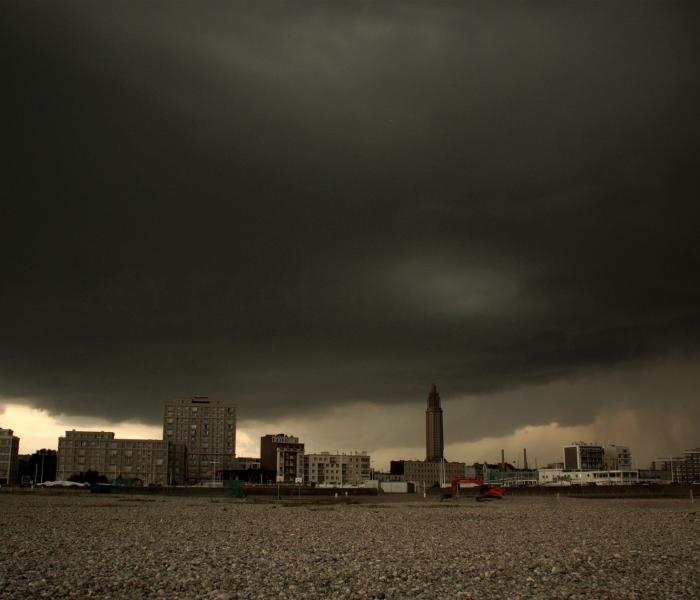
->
3, 2, 699, 466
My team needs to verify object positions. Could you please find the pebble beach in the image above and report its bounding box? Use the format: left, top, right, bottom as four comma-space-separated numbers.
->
1, 493, 698, 599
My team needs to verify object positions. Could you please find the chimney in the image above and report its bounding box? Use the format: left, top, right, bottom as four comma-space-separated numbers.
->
523, 448, 528, 470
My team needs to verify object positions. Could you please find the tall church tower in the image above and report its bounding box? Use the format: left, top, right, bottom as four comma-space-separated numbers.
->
425, 383, 444, 462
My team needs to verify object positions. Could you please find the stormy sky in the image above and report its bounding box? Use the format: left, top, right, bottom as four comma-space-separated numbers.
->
3, 2, 700, 463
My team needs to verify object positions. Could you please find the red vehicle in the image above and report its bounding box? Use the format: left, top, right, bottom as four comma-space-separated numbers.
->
450, 478, 505, 501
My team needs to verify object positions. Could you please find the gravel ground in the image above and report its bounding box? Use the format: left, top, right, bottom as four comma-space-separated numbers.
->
1, 493, 698, 599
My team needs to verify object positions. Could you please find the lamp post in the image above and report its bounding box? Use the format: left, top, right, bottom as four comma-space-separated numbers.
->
209, 459, 219, 486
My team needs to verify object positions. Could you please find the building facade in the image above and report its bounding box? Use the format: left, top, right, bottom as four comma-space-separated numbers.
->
163, 396, 236, 483
0, 428, 20, 485
538, 468, 639, 486
485, 469, 539, 487
638, 468, 671, 483
372, 471, 405, 482
604, 445, 633, 470
564, 443, 605, 471
670, 448, 700, 483
260, 434, 305, 483
232, 457, 261, 470
304, 452, 371, 486
398, 460, 466, 487
56, 431, 185, 485
425, 383, 444, 462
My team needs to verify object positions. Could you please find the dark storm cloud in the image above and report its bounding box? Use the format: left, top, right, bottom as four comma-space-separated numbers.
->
2, 2, 700, 433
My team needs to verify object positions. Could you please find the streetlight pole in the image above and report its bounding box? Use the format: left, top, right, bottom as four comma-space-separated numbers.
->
209, 459, 219, 486
40, 452, 45, 484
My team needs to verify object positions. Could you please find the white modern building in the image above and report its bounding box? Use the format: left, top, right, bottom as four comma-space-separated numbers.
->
538, 468, 639, 486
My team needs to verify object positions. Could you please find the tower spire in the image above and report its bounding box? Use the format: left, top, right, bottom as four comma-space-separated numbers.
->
428, 382, 440, 408
425, 382, 444, 462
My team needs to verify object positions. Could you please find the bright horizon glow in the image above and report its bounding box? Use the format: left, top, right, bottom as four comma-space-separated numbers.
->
0, 403, 162, 454
1, 395, 685, 469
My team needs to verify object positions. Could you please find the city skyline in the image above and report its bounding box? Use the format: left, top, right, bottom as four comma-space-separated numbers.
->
3, 4, 700, 470
2, 376, 696, 473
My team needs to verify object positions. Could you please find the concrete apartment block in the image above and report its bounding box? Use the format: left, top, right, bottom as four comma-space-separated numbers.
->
0, 428, 20, 485
304, 451, 370, 486
163, 396, 236, 483
56, 431, 185, 485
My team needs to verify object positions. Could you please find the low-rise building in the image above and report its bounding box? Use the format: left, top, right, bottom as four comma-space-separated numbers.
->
393, 460, 466, 487
486, 469, 539, 487
57, 430, 186, 486
538, 468, 639, 486
372, 471, 405, 482
0, 428, 20, 485
232, 457, 261, 470
638, 468, 671, 483
221, 457, 264, 483
304, 451, 370, 486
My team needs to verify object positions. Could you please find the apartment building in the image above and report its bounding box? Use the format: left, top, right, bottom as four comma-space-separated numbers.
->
0, 428, 20, 485
670, 448, 700, 483
304, 451, 370, 486
260, 434, 304, 483
163, 396, 236, 483
56, 430, 186, 485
